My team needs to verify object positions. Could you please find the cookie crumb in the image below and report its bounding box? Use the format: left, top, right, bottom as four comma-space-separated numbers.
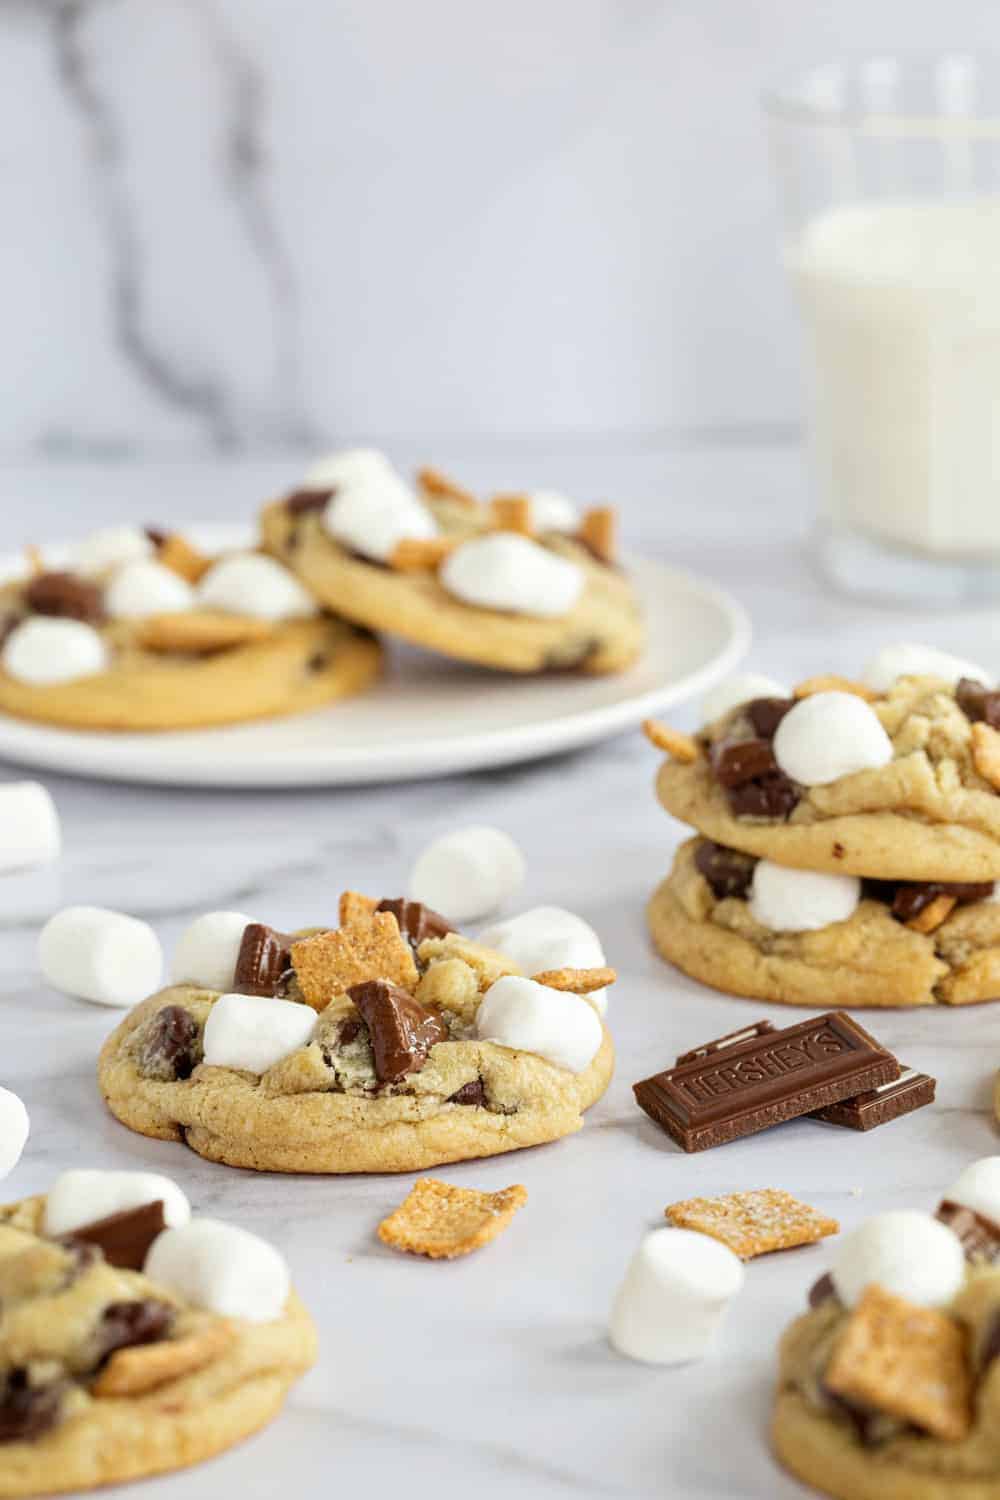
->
665, 1188, 838, 1259
377, 1178, 527, 1259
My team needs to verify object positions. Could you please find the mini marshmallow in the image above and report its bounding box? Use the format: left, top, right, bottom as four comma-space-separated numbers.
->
144, 1217, 290, 1322
2, 617, 109, 685
323, 477, 437, 564
196, 553, 317, 621
44, 1169, 190, 1237
39, 905, 162, 1008
478, 906, 610, 1015
609, 1228, 745, 1365
104, 559, 196, 618
0, 782, 61, 872
749, 860, 861, 933
301, 448, 397, 491
773, 691, 893, 786
440, 533, 584, 618
701, 671, 790, 725
476, 975, 603, 1073
171, 910, 256, 992
831, 1211, 965, 1309
528, 489, 579, 532
863, 642, 991, 693
202, 993, 316, 1075
0, 1088, 29, 1181
409, 826, 525, 923
944, 1157, 1000, 1225
69, 524, 154, 577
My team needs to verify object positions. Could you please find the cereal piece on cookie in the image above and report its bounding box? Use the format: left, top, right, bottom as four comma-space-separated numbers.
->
157, 533, 213, 583
793, 674, 878, 702
377, 1178, 528, 1259
825, 1285, 972, 1441
971, 722, 1000, 790
665, 1188, 838, 1259
905, 894, 957, 933
642, 720, 698, 762
338, 890, 379, 928
92, 1322, 234, 1396
388, 537, 459, 572
416, 466, 478, 508
291, 912, 419, 1011
490, 494, 534, 536
137, 611, 273, 654
579, 506, 617, 564
531, 966, 617, 994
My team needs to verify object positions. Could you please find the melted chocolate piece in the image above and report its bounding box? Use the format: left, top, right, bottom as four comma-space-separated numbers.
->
70, 1200, 167, 1270
24, 571, 105, 625
143, 1004, 200, 1081
337, 1017, 363, 1047
820, 1384, 890, 1448
808, 1271, 837, 1308
936, 1199, 1000, 1264
863, 879, 995, 923
348, 979, 448, 1083
693, 841, 756, 901
726, 770, 800, 820
448, 1079, 487, 1106
285, 489, 332, 515
956, 676, 1000, 728
0, 1370, 64, 1444
94, 1299, 173, 1367
376, 898, 454, 951
232, 923, 295, 997
745, 696, 795, 739
979, 1310, 1000, 1370
710, 737, 778, 788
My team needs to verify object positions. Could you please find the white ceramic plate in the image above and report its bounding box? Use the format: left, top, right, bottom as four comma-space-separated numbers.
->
0, 529, 749, 787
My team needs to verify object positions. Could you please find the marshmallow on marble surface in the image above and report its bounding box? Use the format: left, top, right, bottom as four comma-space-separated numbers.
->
0, 782, 61, 872
701, 672, 790, 725
478, 906, 610, 1016
863, 642, 991, 693
202, 992, 316, 1075
943, 1158, 1000, 1225
773, 691, 893, 787
2, 617, 109, 685
145, 1217, 290, 1322
476, 975, 602, 1073
0, 1087, 29, 1181
440, 533, 584, 617
69, 525, 154, 578
749, 861, 861, 933
831, 1211, 965, 1309
196, 552, 317, 621
171, 910, 256, 992
409, 826, 525, 923
44, 1169, 190, 1237
528, 489, 579, 532
105, 559, 196, 619
609, 1228, 745, 1365
323, 479, 437, 565
39, 905, 162, 1008
302, 448, 397, 492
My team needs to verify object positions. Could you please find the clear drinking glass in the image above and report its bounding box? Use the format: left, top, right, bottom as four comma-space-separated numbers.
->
765, 56, 1000, 604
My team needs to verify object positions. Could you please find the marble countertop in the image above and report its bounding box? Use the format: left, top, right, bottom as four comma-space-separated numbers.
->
4, 444, 1000, 1498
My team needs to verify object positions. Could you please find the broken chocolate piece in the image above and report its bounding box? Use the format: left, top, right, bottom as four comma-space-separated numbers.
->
675, 1019, 777, 1066
726, 770, 800, 820
936, 1200, 1000, 1265
24, 570, 105, 625
285, 489, 332, 515
448, 1079, 487, 1106
233, 923, 295, 998
808, 1271, 837, 1308
693, 841, 757, 901
376, 898, 454, 951
710, 737, 778, 787
811, 1068, 935, 1131
957, 676, 1000, 729
348, 979, 448, 1084
0, 1369, 65, 1444
144, 526, 168, 549
94, 1299, 173, 1368
745, 696, 795, 739
69, 1200, 167, 1271
141, 1005, 200, 1081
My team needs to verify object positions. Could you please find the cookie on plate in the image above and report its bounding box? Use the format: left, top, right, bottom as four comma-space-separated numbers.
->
259, 451, 644, 674
648, 836, 1000, 1008
0, 524, 379, 730
98, 897, 615, 1173
0, 1175, 316, 1496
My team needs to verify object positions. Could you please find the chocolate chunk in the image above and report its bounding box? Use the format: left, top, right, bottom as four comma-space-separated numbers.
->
745, 696, 795, 739
348, 979, 448, 1083
24, 571, 105, 625
337, 1017, 363, 1047
69, 1200, 167, 1270
0, 1369, 64, 1444
144, 526, 168, 549
866, 880, 995, 923
808, 1271, 837, 1308
726, 770, 800, 820
142, 1004, 200, 1081
285, 489, 332, 515
634, 1011, 900, 1153
232, 923, 295, 997
936, 1200, 1000, 1265
376, 898, 455, 951
448, 1079, 487, 1106
94, 1299, 173, 1367
693, 841, 757, 901
811, 1067, 935, 1131
957, 676, 1000, 728
710, 736, 778, 788
978, 1309, 1000, 1370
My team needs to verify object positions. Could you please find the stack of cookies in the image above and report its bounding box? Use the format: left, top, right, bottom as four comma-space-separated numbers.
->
643, 643, 1000, 1009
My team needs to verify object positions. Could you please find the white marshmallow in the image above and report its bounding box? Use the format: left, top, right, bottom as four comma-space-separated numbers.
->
701, 672, 790, 725
302, 448, 397, 492
476, 975, 602, 1073
171, 911, 256, 992
39, 905, 162, 1008
2, 617, 109, 685
477, 906, 610, 1015
0, 1088, 29, 1181
0, 782, 61, 872
749, 860, 861, 933
528, 489, 579, 532
831, 1211, 965, 1308
145, 1218, 290, 1322
196, 553, 317, 621
319, 455, 437, 565
69, 524, 154, 577
104, 559, 196, 618
202, 993, 316, 1075
440, 533, 584, 618
864, 642, 991, 693
609, 1228, 745, 1365
409, 826, 525, 923
773, 691, 893, 786
944, 1157, 1000, 1225
44, 1169, 190, 1237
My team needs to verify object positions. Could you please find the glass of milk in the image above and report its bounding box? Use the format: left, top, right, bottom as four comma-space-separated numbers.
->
766, 57, 1000, 603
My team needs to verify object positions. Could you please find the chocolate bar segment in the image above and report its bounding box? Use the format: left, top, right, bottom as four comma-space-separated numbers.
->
232, 923, 295, 997
635, 1011, 900, 1153
68, 1200, 167, 1270
810, 1067, 935, 1131
675, 1019, 776, 1066
935, 1200, 1000, 1265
